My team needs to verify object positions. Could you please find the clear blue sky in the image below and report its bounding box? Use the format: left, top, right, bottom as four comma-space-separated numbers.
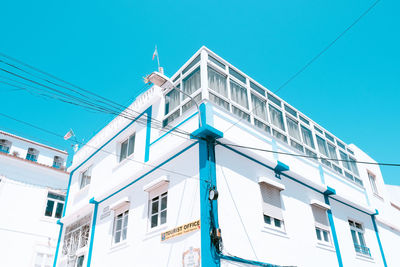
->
1, 0, 399, 185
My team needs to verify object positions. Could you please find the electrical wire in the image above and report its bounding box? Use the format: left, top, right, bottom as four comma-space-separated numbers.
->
221, 0, 381, 135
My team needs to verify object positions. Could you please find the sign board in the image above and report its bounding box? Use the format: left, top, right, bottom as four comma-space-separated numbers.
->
161, 220, 200, 241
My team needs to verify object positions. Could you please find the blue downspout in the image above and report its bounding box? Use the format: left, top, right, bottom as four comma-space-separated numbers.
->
324, 187, 343, 267
371, 210, 388, 267
86, 198, 99, 267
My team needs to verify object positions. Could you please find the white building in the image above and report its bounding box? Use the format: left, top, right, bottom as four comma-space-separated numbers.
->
54, 47, 400, 267
0, 130, 69, 267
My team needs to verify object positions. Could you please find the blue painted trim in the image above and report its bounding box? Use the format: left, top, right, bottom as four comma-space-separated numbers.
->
364, 190, 371, 206
219, 254, 282, 267
52, 223, 63, 267
149, 112, 198, 146
274, 161, 289, 173
199, 139, 220, 267
324, 194, 343, 267
319, 165, 325, 185
325, 186, 336, 195
54, 106, 152, 266
329, 196, 372, 216
219, 143, 323, 194
371, 214, 388, 267
191, 124, 223, 140
86, 199, 99, 267
144, 106, 152, 162
99, 142, 199, 203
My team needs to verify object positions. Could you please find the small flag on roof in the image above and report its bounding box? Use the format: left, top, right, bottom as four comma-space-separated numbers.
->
152, 46, 158, 61
64, 129, 75, 140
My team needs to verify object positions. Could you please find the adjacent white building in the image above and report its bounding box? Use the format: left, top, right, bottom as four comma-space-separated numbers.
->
0, 130, 69, 267
54, 47, 400, 267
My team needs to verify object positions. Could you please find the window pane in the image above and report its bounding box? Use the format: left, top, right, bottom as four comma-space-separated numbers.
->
232, 106, 250, 122
76, 256, 84, 267
208, 67, 227, 97
316, 228, 322, 240
323, 230, 329, 242
251, 94, 267, 121
160, 210, 167, 224
254, 119, 271, 134
351, 229, 359, 245
230, 80, 249, 109
274, 218, 281, 228
229, 67, 246, 84
287, 117, 300, 140
340, 151, 351, 171
182, 94, 201, 114
299, 115, 309, 125
116, 218, 122, 231
45, 200, 55, 217
48, 193, 65, 201
290, 140, 304, 152
209, 55, 225, 69
316, 136, 329, 157
162, 109, 180, 128
120, 140, 128, 162
349, 157, 359, 176
272, 129, 287, 143
128, 134, 135, 156
182, 55, 200, 74
250, 81, 265, 96
284, 105, 297, 117
165, 88, 180, 115
269, 105, 285, 131
267, 93, 281, 107
209, 92, 230, 111
55, 202, 64, 218
151, 214, 158, 228
301, 126, 315, 149
305, 148, 318, 159
183, 68, 201, 97
358, 232, 366, 247
263, 215, 271, 224
327, 143, 338, 160
114, 231, 121, 243
161, 195, 167, 210
122, 228, 127, 241
151, 199, 159, 215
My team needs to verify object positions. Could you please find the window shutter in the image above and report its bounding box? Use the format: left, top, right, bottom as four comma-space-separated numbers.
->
260, 183, 283, 220
312, 205, 329, 230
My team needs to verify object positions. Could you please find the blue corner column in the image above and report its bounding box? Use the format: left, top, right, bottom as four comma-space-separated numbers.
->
324, 187, 343, 267
371, 210, 388, 267
86, 198, 99, 267
192, 103, 223, 267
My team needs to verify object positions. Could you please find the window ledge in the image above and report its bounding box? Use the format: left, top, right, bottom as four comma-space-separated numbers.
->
109, 241, 129, 254
261, 225, 288, 239
40, 216, 59, 223
356, 253, 374, 263
316, 242, 335, 252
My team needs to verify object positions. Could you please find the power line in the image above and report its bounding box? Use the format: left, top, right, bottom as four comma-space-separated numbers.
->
0, 112, 203, 181
217, 141, 400, 167
222, 0, 381, 134
275, 0, 381, 93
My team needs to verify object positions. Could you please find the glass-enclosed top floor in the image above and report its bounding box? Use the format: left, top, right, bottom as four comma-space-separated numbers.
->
162, 47, 362, 187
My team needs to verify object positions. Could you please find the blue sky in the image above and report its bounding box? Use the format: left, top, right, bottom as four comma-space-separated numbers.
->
1, 0, 399, 185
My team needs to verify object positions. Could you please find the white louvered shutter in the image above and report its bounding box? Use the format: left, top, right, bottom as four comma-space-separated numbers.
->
260, 183, 283, 220
312, 205, 329, 230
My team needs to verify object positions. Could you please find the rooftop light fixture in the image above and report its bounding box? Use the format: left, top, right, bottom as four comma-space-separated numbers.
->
147, 71, 202, 128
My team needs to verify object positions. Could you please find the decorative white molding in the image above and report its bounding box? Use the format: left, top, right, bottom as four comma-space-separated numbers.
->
258, 176, 285, 191
310, 199, 331, 210
143, 175, 169, 192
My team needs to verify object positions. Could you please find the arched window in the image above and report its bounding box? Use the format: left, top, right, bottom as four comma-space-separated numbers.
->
53, 156, 64, 169
0, 139, 11, 153
26, 147, 39, 162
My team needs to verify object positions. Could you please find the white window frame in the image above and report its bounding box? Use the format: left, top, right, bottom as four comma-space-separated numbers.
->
367, 171, 379, 196
112, 210, 129, 244
259, 178, 285, 232
348, 219, 371, 256
149, 191, 168, 229
44, 192, 65, 219
80, 166, 92, 189
119, 133, 135, 162
311, 203, 331, 246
